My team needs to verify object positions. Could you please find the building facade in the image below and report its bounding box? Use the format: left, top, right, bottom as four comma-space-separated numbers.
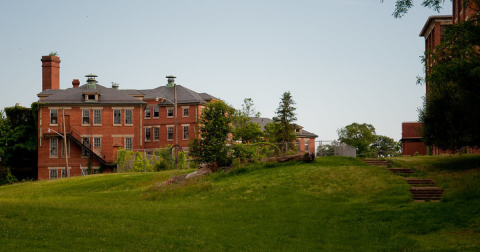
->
37, 56, 216, 180
401, 1, 478, 156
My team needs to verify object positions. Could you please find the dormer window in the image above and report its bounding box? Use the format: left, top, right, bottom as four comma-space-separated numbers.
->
84, 94, 99, 102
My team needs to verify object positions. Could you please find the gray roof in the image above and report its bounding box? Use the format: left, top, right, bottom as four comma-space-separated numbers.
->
249, 117, 318, 138
39, 84, 146, 105
249, 117, 273, 131
140, 85, 217, 106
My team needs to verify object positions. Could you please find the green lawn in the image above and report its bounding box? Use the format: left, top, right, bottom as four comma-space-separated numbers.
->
0, 156, 479, 251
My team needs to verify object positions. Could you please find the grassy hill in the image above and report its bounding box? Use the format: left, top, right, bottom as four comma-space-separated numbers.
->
0, 156, 479, 251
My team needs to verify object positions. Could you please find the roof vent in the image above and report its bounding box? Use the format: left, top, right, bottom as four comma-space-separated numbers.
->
85, 73, 98, 89
166, 75, 176, 87
111, 82, 119, 90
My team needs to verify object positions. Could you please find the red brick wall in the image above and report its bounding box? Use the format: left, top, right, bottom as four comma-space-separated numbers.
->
142, 101, 202, 149
402, 122, 423, 138
38, 105, 142, 180
402, 141, 428, 156
41, 56, 60, 91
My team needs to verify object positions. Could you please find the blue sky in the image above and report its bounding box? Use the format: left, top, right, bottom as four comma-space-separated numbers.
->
0, 0, 452, 141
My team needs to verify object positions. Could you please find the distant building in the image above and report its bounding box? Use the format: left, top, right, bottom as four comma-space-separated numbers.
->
401, 1, 478, 156
36, 55, 216, 180
249, 117, 318, 153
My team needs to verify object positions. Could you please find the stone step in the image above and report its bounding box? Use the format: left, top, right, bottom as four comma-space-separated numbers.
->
388, 168, 414, 174
404, 178, 435, 185
410, 187, 444, 201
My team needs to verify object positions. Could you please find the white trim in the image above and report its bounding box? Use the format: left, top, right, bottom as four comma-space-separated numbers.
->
112, 134, 135, 138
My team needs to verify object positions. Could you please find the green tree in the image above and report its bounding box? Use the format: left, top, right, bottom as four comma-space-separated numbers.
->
337, 123, 377, 155
383, 0, 479, 18
274, 91, 297, 143
232, 98, 264, 143
418, 11, 480, 151
189, 100, 235, 167
371, 135, 402, 157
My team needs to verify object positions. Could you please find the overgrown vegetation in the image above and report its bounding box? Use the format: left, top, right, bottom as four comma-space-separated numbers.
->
418, 8, 480, 151
1, 156, 479, 250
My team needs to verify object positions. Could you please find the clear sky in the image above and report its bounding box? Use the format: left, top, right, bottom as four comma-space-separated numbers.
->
0, 0, 452, 141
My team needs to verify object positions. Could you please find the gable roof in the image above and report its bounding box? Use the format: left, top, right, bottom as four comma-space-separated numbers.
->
38, 84, 146, 105
140, 85, 218, 105
249, 117, 318, 138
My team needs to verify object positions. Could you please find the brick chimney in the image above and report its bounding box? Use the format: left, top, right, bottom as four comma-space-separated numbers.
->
72, 79, 80, 88
41, 55, 61, 91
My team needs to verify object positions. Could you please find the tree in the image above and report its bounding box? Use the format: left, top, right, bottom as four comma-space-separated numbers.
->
232, 98, 264, 143
384, 0, 479, 18
337, 123, 377, 155
0, 106, 38, 178
274, 91, 297, 143
371, 135, 402, 157
418, 11, 480, 151
189, 100, 235, 167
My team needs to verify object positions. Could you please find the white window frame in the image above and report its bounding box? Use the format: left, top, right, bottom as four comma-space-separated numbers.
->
145, 128, 151, 141
49, 169, 58, 179
125, 137, 133, 150
50, 138, 58, 158
167, 108, 173, 118
125, 109, 132, 125
153, 127, 159, 141
153, 106, 159, 118
82, 138, 90, 157
145, 107, 151, 119
183, 108, 189, 117
167, 127, 174, 140
183, 126, 189, 140
94, 137, 101, 148
50, 109, 58, 125
305, 140, 309, 152
114, 109, 122, 125
94, 109, 102, 125
82, 109, 90, 125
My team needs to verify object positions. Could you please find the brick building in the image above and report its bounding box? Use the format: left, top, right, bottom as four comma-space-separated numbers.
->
249, 117, 318, 153
37, 55, 216, 179
401, 1, 478, 156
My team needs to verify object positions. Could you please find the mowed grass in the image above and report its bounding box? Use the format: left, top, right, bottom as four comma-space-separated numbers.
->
0, 156, 479, 251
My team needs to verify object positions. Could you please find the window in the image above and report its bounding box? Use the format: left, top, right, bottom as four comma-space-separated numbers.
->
167, 127, 174, 140
114, 109, 121, 125
183, 126, 189, 140
94, 137, 101, 148
61, 139, 70, 157
125, 137, 132, 150
61, 169, 69, 178
167, 108, 173, 117
49, 169, 57, 179
94, 109, 101, 125
296, 139, 301, 151
145, 107, 151, 118
82, 109, 90, 124
305, 140, 309, 152
153, 107, 159, 118
154, 127, 159, 140
81, 169, 88, 176
183, 108, 189, 117
125, 109, 132, 125
88, 95, 95, 101
50, 110, 58, 124
82, 138, 90, 156
145, 128, 151, 141
50, 138, 58, 157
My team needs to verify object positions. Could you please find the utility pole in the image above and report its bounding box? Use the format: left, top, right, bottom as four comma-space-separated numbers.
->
62, 108, 69, 177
